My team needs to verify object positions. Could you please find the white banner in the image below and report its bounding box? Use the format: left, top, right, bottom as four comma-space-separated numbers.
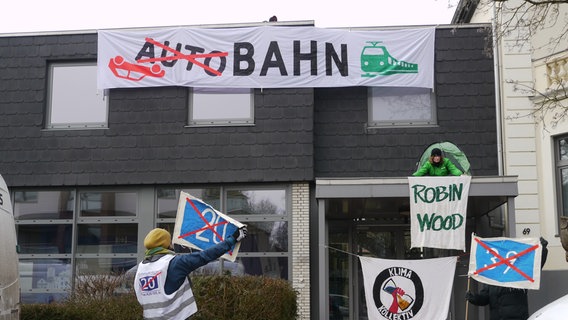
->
468, 234, 542, 290
408, 176, 471, 250
97, 26, 435, 89
359, 256, 457, 320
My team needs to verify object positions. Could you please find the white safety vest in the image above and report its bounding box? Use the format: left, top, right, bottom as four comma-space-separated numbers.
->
134, 255, 197, 320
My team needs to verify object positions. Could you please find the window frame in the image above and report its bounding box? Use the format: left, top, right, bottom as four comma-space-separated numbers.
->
14, 184, 292, 303
367, 86, 437, 127
46, 61, 108, 130
555, 134, 568, 225
155, 185, 291, 278
188, 87, 254, 126
14, 188, 140, 303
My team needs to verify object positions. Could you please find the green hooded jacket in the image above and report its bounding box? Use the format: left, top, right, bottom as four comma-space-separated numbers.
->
413, 157, 463, 176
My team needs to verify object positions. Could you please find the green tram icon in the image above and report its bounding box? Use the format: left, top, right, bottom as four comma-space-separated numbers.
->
360, 41, 418, 77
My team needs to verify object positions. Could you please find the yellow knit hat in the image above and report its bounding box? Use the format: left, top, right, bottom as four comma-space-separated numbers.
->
144, 228, 172, 249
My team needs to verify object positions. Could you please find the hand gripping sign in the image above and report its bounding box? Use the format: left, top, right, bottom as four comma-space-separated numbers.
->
172, 192, 244, 262
468, 234, 543, 290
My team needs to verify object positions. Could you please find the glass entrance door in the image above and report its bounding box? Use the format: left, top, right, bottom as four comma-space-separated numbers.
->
328, 223, 418, 320
355, 225, 418, 320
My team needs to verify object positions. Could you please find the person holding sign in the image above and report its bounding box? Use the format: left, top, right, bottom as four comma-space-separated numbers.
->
413, 147, 463, 176
134, 226, 247, 320
465, 237, 548, 320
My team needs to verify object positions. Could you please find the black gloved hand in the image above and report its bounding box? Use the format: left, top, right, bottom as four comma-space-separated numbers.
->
540, 237, 548, 248
465, 291, 474, 301
232, 226, 248, 242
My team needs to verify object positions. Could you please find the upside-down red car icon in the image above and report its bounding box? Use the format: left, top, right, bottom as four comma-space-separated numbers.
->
108, 55, 165, 81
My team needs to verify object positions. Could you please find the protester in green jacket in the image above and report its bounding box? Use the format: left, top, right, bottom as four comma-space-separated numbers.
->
413, 148, 463, 176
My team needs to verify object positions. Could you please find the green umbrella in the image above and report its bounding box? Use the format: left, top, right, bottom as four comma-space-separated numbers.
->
417, 141, 471, 175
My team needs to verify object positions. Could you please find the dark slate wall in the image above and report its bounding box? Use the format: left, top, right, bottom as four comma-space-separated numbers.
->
0, 34, 314, 187
314, 26, 498, 177
0, 26, 496, 186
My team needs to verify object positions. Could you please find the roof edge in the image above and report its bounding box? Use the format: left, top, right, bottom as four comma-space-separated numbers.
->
0, 19, 316, 38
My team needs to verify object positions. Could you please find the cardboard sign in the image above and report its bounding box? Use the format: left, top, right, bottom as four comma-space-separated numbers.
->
468, 234, 542, 289
172, 192, 244, 262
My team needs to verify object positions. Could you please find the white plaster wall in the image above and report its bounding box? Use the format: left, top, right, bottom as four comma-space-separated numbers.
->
534, 103, 568, 270
469, 0, 493, 23
530, 3, 568, 270
497, 0, 568, 270
496, 0, 542, 243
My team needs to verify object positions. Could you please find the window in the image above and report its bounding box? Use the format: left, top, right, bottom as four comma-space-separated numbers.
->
555, 135, 568, 219
157, 186, 290, 279
225, 188, 289, 279
15, 189, 139, 304
14, 190, 74, 303
46, 62, 107, 129
15, 185, 290, 303
189, 88, 253, 126
368, 87, 436, 127
76, 191, 138, 275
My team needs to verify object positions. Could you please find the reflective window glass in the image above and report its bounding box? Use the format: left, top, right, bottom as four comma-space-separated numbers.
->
369, 87, 436, 126
557, 135, 568, 219
559, 137, 568, 160
157, 188, 220, 219
17, 224, 72, 254
47, 62, 107, 129
19, 258, 71, 294
80, 191, 137, 217
14, 191, 74, 220
76, 223, 137, 253
239, 257, 288, 279
75, 257, 138, 274
561, 168, 568, 217
227, 189, 286, 215
238, 221, 288, 252
194, 259, 245, 276
189, 88, 253, 126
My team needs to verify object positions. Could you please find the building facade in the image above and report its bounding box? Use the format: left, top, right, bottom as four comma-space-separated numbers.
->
0, 22, 513, 319
454, 0, 568, 314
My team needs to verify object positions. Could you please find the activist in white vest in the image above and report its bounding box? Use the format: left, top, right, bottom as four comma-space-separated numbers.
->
134, 227, 247, 320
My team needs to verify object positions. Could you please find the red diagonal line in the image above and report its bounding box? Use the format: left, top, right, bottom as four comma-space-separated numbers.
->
178, 221, 228, 239
474, 238, 537, 282
178, 197, 235, 256
474, 239, 533, 282
139, 38, 227, 76
475, 239, 538, 273
186, 197, 225, 242
139, 52, 227, 62
141, 271, 161, 290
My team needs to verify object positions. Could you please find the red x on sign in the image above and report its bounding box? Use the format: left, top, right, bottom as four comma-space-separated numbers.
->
473, 237, 539, 282
178, 197, 228, 242
172, 191, 244, 262
137, 38, 228, 76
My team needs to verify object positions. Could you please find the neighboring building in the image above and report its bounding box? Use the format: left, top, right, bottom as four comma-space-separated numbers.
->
0, 21, 513, 319
454, 0, 568, 314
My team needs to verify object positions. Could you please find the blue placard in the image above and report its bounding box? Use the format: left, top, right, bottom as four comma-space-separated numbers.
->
475, 239, 535, 283
177, 196, 239, 249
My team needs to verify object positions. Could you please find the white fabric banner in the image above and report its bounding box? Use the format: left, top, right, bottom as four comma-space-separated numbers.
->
97, 26, 435, 89
359, 256, 457, 320
468, 234, 543, 290
408, 176, 471, 250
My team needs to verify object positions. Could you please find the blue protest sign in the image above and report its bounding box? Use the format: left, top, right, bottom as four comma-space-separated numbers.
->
468, 234, 542, 289
172, 192, 244, 262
